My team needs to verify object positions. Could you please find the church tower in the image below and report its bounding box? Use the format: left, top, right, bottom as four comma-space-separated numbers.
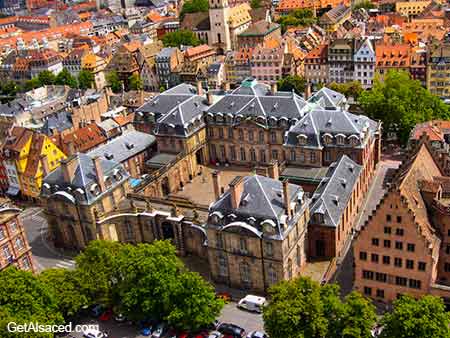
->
209, 0, 231, 52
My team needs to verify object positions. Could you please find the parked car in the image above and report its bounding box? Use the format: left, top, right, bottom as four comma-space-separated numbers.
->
246, 332, 267, 338
90, 304, 104, 318
82, 328, 107, 338
99, 309, 113, 321
114, 312, 126, 323
216, 292, 232, 302
152, 323, 167, 338
217, 323, 245, 338
237, 295, 267, 314
208, 331, 223, 338
139, 320, 156, 336
206, 320, 220, 330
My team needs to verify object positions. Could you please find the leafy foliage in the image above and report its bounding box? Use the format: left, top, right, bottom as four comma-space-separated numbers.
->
162, 30, 202, 47
129, 74, 143, 91
106, 71, 123, 93
55, 68, 78, 88
328, 81, 363, 99
263, 277, 376, 338
277, 75, 306, 95
250, 0, 262, 9
359, 70, 450, 143
275, 9, 316, 33
37, 70, 56, 86
0, 267, 64, 338
180, 0, 209, 19
353, 0, 375, 10
77, 69, 95, 90
380, 295, 450, 338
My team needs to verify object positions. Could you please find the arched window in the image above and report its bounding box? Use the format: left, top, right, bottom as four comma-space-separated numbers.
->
336, 134, 345, 145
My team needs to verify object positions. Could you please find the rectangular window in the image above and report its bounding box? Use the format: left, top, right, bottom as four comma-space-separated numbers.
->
397, 216, 402, 223
406, 259, 414, 269
395, 241, 403, 250
228, 128, 233, 139
239, 238, 247, 252
386, 214, 392, 222
220, 145, 226, 159
359, 251, 367, 260
290, 150, 296, 161
447, 229, 450, 237
230, 146, 236, 160
445, 263, 450, 272
394, 257, 402, 267
384, 239, 391, 248
238, 129, 244, 140
396, 228, 404, 236
384, 226, 392, 234
248, 130, 254, 141
219, 128, 224, 138
270, 132, 277, 143
376, 272, 387, 283
310, 152, 316, 163
372, 238, 379, 246
383, 255, 390, 265
259, 131, 264, 143
266, 242, 273, 257
371, 253, 379, 263
409, 279, 421, 289
362, 270, 374, 279
364, 286, 372, 296
209, 128, 214, 138
395, 276, 407, 286
271, 150, 279, 160
407, 243, 415, 252
418, 262, 426, 271
376, 289, 384, 298
240, 148, 246, 161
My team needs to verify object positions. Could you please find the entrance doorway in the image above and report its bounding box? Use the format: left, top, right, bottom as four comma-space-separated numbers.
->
195, 148, 204, 165
316, 240, 325, 257
161, 177, 170, 196
162, 222, 175, 240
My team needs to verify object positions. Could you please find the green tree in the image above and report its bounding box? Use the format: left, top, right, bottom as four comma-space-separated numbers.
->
55, 68, 78, 88
24, 77, 41, 91
78, 69, 95, 90
75, 240, 122, 307
39, 268, 90, 319
162, 30, 202, 47
106, 71, 123, 93
263, 277, 376, 338
277, 75, 306, 95
129, 73, 143, 91
380, 295, 450, 338
180, 0, 209, 19
250, 0, 262, 9
359, 70, 450, 143
276, 9, 316, 33
328, 81, 363, 99
0, 267, 64, 338
353, 0, 375, 10
167, 271, 224, 331
37, 70, 56, 86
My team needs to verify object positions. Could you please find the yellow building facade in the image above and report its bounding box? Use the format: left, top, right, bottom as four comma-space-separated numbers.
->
395, 1, 431, 17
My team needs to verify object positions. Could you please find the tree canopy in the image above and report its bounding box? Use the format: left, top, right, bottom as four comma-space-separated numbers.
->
263, 277, 376, 338
380, 295, 450, 338
77, 69, 95, 90
275, 9, 316, 33
353, 0, 375, 10
359, 70, 450, 143
0, 267, 64, 338
55, 68, 78, 88
277, 75, 306, 95
328, 81, 363, 100
106, 71, 123, 93
250, 0, 262, 9
162, 30, 202, 47
180, 0, 209, 19
129, 74, 143, 91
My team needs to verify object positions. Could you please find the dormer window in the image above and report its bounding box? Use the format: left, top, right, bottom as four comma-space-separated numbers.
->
336, 134, 345, 145
349, 135, 359, 146
323, 133, 333, 145
297, 134, 307, 145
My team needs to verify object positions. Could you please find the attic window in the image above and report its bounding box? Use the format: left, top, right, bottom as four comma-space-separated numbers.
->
125, 142, 134, 150
332, 195, 339, 205
339, 177, 347, 188
240, 193, 250, 206
105, 152, 114, 160
347, 164, 355, 172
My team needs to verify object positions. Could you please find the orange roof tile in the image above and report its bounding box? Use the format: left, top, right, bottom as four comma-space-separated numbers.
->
113, 113, 135, 127
185, 44, 214, 57
57, 123, 106, 154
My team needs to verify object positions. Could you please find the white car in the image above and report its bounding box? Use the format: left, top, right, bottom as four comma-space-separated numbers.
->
83, 328, 106, 338
208, 331, 223, 338
238, 295, 267, 313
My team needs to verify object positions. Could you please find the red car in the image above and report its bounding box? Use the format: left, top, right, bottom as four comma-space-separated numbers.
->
99, 309, 113, 321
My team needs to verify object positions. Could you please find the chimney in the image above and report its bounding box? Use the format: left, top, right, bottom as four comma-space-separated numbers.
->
207, 91, 214, 105
212, 170, 221, 200
229, 176, 244, 209
197, 80, 203, 96
93, 156, 106, 192
40, 155, 50, 177
304, 83, 312, 99
66, 140, 75, 156
283, 179, 292, 218
61, 155, 79, 184
271, 82, 277, 94
268, 160, 279, 180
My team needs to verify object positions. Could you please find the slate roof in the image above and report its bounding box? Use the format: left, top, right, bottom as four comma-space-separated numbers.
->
42, 153, 129, 205
239, 20, 280, 37
209, 175, 307, 240
307, 87, 346, 110
207, 63, 223, 75
206, 78, 308, 125
87, 131, 156, 164
41, 111, 73, 135
285, 107, 378, 149
310, 155, 362, 227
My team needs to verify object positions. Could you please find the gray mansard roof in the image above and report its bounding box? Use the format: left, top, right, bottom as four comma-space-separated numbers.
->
206, 78, 308, 125
87, 131, 155, 164
42, 153, 129, 205
208, 175, 307, 240
310, 155, 362, 227
308, 87, 347, 110
136, 83, 208, 137
284, 107, 379, 149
